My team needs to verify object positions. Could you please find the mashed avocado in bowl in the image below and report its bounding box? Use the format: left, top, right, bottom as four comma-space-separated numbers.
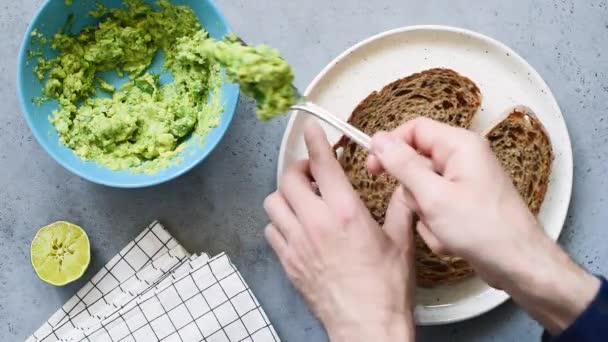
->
19, 0, 296, 187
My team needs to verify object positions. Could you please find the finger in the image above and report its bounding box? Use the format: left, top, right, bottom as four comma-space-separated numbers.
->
416, 221, 448, 255
383, 186, 415, 250
367, 149, 436, 175
401, 186, 421, 213
390, 117, 478, 173
366, 154, 383, 175
304, 122, 359, 207
281, 159, 316, 191
265, 224, 288, 259
263, 192, 301, 241
370, 131, 447, 205
279, 159, 324, 217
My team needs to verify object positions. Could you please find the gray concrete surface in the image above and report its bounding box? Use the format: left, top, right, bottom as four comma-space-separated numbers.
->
1, 0, 607, 340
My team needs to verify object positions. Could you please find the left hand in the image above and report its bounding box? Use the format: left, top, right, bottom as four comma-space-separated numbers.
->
263, 122, 416, 342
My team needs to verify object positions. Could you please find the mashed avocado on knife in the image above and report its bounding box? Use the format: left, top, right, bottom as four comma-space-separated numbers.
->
33, 0, 296, 173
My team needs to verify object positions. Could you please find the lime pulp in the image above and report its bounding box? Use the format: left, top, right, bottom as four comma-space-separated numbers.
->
30, 221, 90, 286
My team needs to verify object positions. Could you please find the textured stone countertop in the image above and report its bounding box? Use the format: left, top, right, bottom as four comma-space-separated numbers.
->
1, 0, 607, 340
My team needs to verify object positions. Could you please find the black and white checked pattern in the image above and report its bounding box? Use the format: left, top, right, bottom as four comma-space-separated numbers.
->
29, 222, 187, 342
28, 222, 280, 342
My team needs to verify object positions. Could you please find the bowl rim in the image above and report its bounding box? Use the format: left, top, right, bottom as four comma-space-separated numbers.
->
17, 0, 240, 188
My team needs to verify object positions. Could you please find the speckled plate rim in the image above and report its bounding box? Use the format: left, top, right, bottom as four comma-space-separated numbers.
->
276, 25, 573, 325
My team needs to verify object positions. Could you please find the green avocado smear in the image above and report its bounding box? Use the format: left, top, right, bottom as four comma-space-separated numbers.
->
175, 32, 296, 121
34, 0, 296, 173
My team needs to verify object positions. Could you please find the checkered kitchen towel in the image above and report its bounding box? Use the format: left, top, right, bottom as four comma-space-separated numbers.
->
28, 221, 280, 342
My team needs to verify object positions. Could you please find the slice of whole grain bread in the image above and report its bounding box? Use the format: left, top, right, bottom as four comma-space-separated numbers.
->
336, 68, 482, 287
336, 68, 481, 222
486, 106, 553, 216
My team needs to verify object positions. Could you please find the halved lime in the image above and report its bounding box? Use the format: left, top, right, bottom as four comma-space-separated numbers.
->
30, 221, 90, 286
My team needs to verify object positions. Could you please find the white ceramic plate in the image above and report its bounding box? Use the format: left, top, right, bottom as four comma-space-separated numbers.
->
276, 25, 572, 325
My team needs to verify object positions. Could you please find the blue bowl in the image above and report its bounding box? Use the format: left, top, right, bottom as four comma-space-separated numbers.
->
17, 0, 240, 188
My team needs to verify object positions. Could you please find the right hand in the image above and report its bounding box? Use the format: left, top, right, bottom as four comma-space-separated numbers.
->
367, 117, 540, 285
367, 117, 599, 334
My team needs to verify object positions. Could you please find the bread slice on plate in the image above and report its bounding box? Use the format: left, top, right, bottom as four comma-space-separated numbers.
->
341, 68, 482, 135
336, 68, 482, 223
334, 68, 482, 287
486, 106, 554, 216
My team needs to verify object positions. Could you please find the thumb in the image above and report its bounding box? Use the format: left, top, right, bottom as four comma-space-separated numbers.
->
383, 186, 415, 251
371, 131, 446, 206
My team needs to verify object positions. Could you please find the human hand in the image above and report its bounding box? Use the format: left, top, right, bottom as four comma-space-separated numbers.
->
264, 123, 415, 342
367, 117, 599, 334
366, 117, 539, 283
